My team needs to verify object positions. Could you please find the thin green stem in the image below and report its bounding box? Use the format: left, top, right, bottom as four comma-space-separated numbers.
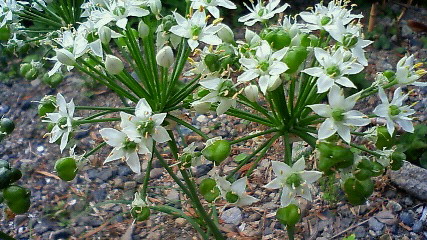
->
167, 114, 209, 140
76, 118, 120, 124
246, 134, 280, 176
230, 128, 278, 145
83, 142, 106, 158
141, 156, 153, 199
350, 143, 381, 157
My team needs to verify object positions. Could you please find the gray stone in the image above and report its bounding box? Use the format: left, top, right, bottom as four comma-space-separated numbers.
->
150, 168, 164, 179
400, 212, 414, 226
98, 169, 113, 181
124, 181, 137, 190
14, 215, 27, 226
193, 164, 213, 177
386, 200, 402, 212
389, 161, 427, 200
354, 226, 366, 238
166, 189, 180, 202
221, 207, 242, 225
118, 165, 132, 176
369, 217, 384, 232
412, 220, 424, 233
50, 229, 72, 239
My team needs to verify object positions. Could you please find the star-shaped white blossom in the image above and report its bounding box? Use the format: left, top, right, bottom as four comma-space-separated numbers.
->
198, 76, 237, 115
190, 0, 236, 18
395, 55, 427, 86
265, 158, 322, 207
120, 98, 171, 154
373, 87, 415, 135
309, 85, 370, 143
300, 1, 362, 32
43, 93, 81, 152
238, 0, 290, 26
100, 128, 147, 174
170, 10, 222, 50
238, 40, 288, 94
302, 47, 363, 93
216, 176, 259, 206
328, 23, 373, 66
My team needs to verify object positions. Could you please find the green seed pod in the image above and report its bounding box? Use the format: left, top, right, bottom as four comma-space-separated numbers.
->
131, 206, 151, 221
38, 95, 57, 117
24, 68, 38, 80
54, 157, 78, 181
3, 185, 31, 214
0, 26, 11, 41
375, 126, 395, 150
9, 168, 22, 183
283, 46, 308, 74
382, 70, 395, 81
204, 54, 221, 72
19, 63, 32, 77
199, 178, 217, 195
202, 140, 231, 164
276, 204, 301, 226
0, 118, 15, 134
0, 167, 12, 189
225, 192, 239, 203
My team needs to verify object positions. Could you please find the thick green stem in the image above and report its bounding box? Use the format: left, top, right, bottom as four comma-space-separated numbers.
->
283, 134, 293, 166
140, 156, 153, 199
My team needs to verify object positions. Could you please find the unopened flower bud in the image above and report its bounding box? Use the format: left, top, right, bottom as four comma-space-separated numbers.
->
138, 20, 149, 38
192, 101, 210, 114
217, 24, 234, 43
56, 49, 76, 66
149, 0, 162, 15
105, 55, 124, 75
156, 46, 174, 68
98, 26, 112, 45
244, 85, 258, 102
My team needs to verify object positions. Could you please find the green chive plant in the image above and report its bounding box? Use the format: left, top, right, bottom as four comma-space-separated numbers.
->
1, 0, 427, 239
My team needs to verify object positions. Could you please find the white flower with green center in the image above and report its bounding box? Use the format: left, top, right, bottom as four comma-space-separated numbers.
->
238, 40, 288, 94
216, 176, 259, 206
302, 47, 363, 93
132, 192, 149, 209
300, 1, 362, 32
373, 87, 415, 135
43, 93, 81, 153
100, 128, 147, 174
0, 0, 24, 27
395, 55, 427, 86
309, 85, 370, 143
48, 30, 89, 76
238, 0, 290, 26
181, 142, 205, 167
191, 0, 237, 18
120, 98, 171, 154
265, 158, 322, 207
328, 23, 373, 66
91, 0, 150, 29
170, 10, 222, 50
198, 76, 238, 115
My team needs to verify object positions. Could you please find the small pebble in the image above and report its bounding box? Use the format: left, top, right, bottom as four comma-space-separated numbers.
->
400, 212, 415, 226
386, 200, 402, 212
412, 220, 424, 233
221, 207, 242, 225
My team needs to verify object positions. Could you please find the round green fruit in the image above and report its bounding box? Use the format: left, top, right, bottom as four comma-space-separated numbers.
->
54, 157, 78, 181
131, 206, 150, 221
3, 185, 31, 214
9, 168, 22, 183
0, 167, 12, 189
276, 204, 301, 226
202, 140, 231, 164
199, 178, 217, 195
0, 26, 11, 41
0, 118, 15, 134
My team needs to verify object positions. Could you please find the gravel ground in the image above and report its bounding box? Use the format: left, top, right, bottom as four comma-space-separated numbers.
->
1, 3, 427, 240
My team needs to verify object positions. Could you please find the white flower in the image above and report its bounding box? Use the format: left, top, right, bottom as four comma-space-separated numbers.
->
170, 10, 222, 50
182, 142, 205, 167
395, 55, 427, 86
265, 158, 322, 207
156, 19, 181, 50
216, 176, 259, 206
100, 127, 148, 174
43, 93, 81, 153
121, 98, 171, 154
191, 0, 236, 18
238, 40, 288, 94
48, 30, 88, 76
309, 85, 370, 143
132, 192, 150, 208
91, 0, 150, 29
302, 47, 363, 93
238, 0, 290, 26
373, 87, 415, 135
198, 76, 237, 115
300, 1, 362, 32
328, 23, 373, 66
0, 0, 25, 27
